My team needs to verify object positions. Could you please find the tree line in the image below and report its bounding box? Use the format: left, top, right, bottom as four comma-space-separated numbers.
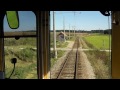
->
50, 29, 111, 34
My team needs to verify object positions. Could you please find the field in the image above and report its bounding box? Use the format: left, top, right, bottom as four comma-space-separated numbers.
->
50, 32, 111, 79
4, 38, 37, 79
3, 11, 112, 79
82, 34, 111, 50
4, 32, 111, 79
81, 33, 111, 78
4, 32, 75, 79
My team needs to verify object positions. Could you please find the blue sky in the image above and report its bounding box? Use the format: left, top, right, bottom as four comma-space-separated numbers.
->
50, 11, 111, 31
4, 11, 36, 32
3, 11, 111, 32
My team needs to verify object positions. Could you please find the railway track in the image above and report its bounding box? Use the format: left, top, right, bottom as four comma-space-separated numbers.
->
56, 37, 81, 79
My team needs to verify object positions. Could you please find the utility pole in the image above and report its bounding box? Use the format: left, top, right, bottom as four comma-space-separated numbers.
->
73, 11, 81, 37
54, 11, 81, 39
69, 24, 70, 39
63, 16, 66, 42
72, 26, 74, 36
74, 12, 76, 37
53, 11, 57, 59
74, 26, 75, 37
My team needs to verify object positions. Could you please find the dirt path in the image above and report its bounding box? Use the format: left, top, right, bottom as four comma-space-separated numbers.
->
51, 39, 95, 79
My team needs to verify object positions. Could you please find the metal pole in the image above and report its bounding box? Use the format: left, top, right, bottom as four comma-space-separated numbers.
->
53, 11, 57, 59
74, 12, 76, 37
72, 26, 74, 36
74, 26, 75, 37
69, 24, 70, 39
63, 16, 65, 42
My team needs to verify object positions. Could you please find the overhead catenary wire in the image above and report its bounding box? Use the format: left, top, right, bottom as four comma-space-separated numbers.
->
53, 11, 81, 36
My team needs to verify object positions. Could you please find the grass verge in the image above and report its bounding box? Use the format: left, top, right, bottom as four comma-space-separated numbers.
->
50, 50, 65, 68
85, 50, 111, 79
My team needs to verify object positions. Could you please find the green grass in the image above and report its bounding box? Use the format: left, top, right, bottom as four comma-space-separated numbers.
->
69, 36, 76, 41
5, 62, 37, 79
50, 41, 69, 48
4, 38, 36, 46
4, 38, 37, 79
56, 41, 68, 48
4, 34, 70, 78
83, 34, 111, 50
5, 51, 37, 79
50, 50, 65, 67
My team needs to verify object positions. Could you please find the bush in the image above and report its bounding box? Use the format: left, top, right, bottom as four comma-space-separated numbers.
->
4, 49, 9, 56
4, 38, 36, 46
50, 50, 65, 67
16, 48, 36, 62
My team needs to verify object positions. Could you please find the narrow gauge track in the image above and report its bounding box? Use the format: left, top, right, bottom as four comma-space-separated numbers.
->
57, 37, 81, 79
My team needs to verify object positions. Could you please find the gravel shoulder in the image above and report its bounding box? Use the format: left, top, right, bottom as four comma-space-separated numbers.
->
79, 50, 95, 79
